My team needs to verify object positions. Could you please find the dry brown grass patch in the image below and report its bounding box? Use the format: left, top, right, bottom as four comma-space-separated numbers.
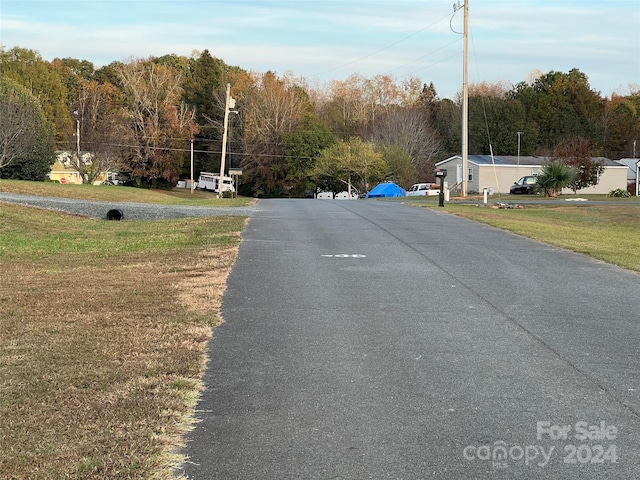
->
0, 210, 245, 478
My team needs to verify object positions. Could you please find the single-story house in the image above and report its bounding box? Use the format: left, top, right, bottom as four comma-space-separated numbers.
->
615, 158, 640, 195
435, 155, 628, 195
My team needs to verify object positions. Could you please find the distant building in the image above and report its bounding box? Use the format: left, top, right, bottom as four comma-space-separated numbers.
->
435, 155, 627, 195
615, 158, 640, 195
49, 151, 108, 185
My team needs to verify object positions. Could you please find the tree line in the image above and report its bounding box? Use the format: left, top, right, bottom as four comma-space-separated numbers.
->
1, 46, 639, 196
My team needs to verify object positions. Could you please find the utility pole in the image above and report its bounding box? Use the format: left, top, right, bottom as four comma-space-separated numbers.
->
76, 118, 81, 165
218, 83, 235, 198
517, 131, 522, 167
190, 135, 195, 194
461, 0, 469, 197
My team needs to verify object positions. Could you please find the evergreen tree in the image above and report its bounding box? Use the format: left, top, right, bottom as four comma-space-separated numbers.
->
510, 69, 602, 152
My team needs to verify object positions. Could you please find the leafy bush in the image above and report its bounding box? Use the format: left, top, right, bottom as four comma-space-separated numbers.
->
608, 188, 631, 198
535, 161, 577, 197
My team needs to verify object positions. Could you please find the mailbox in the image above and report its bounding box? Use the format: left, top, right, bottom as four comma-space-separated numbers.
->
434, 169, 447, 207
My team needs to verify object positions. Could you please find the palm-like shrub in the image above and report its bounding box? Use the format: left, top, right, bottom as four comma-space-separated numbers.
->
535, 161, 577, 197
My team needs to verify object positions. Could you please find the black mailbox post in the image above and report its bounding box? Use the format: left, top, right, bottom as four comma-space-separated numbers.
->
434, 168, 447, 207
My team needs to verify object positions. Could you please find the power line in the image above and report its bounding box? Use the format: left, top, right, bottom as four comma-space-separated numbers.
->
55, 140, 319, 161
310, 10, 454, 78
386, 38, 462, 78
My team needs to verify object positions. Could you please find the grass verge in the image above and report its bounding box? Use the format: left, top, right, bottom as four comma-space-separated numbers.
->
0, 179, 253, 207
0, 202, 246, 478
420, 203, 640, 273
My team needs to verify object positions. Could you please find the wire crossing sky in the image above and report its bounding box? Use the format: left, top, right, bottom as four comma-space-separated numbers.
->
1, 0, 638, 99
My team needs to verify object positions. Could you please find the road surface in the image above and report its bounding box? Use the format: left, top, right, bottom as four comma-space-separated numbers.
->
180, 199, 640, 479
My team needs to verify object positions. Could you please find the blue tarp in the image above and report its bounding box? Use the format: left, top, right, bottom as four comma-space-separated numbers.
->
365, 182, 406, 198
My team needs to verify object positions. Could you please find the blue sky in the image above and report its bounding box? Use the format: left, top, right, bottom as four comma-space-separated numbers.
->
1, 0, 638, 99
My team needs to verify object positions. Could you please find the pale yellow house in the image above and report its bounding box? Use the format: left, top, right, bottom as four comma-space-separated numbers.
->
435, 155, 627, 195
49, 151, 108, 185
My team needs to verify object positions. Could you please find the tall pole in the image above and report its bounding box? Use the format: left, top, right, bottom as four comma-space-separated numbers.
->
190, 136, 194, 194
76, 119, 81, 163
461, 0, 469, 197
517, 131, 522, 167
219, 83, 231, 199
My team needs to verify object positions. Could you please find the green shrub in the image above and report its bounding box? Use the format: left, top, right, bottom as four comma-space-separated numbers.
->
535, 161, 577, 197
608, 188, 631, 198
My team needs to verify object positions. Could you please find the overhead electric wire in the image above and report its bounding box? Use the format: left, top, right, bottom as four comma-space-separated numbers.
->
385, 37, 462, 78
310, 10, 455, 79
62, 140, 319, 161
470, 21, 501, 192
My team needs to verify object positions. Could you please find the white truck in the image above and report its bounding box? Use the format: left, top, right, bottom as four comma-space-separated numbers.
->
197, 172, 235, 193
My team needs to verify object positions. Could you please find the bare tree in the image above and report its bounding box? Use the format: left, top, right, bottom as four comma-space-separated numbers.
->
67, 80, 125, 183
320, 74, 369, 139
242, 72, 310, 195
369, 107, 442, 179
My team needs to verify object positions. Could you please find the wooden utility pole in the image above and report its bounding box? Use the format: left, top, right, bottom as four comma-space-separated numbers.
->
218, 83, 235, 198
462, 0, 469, 197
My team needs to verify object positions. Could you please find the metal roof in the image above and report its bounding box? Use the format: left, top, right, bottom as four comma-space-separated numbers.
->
616, 158, 640, 180
437, 155, 626, 168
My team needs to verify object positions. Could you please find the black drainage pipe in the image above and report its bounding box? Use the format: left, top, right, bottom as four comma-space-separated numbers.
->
106, 209, 124, 221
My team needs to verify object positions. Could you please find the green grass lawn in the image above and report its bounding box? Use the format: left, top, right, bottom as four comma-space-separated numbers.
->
0, 178, 254, 206
0, 181, 248, 478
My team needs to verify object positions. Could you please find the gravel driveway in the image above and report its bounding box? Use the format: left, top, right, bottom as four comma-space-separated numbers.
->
0, 193, 256, 220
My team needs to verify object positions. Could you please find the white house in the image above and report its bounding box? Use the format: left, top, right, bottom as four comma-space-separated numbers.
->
435, 155, 628, 195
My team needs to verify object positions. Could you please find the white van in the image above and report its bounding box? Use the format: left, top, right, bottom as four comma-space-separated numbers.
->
197, 172, 235, 193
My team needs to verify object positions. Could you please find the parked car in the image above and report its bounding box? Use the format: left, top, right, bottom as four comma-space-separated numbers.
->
316, 191, 334, 199
335, 190, 359, 199
510, 176, 537, 194
406, 183, 440, 196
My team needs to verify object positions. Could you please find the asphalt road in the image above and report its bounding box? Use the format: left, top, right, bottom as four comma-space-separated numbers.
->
180, 199, 640, 480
